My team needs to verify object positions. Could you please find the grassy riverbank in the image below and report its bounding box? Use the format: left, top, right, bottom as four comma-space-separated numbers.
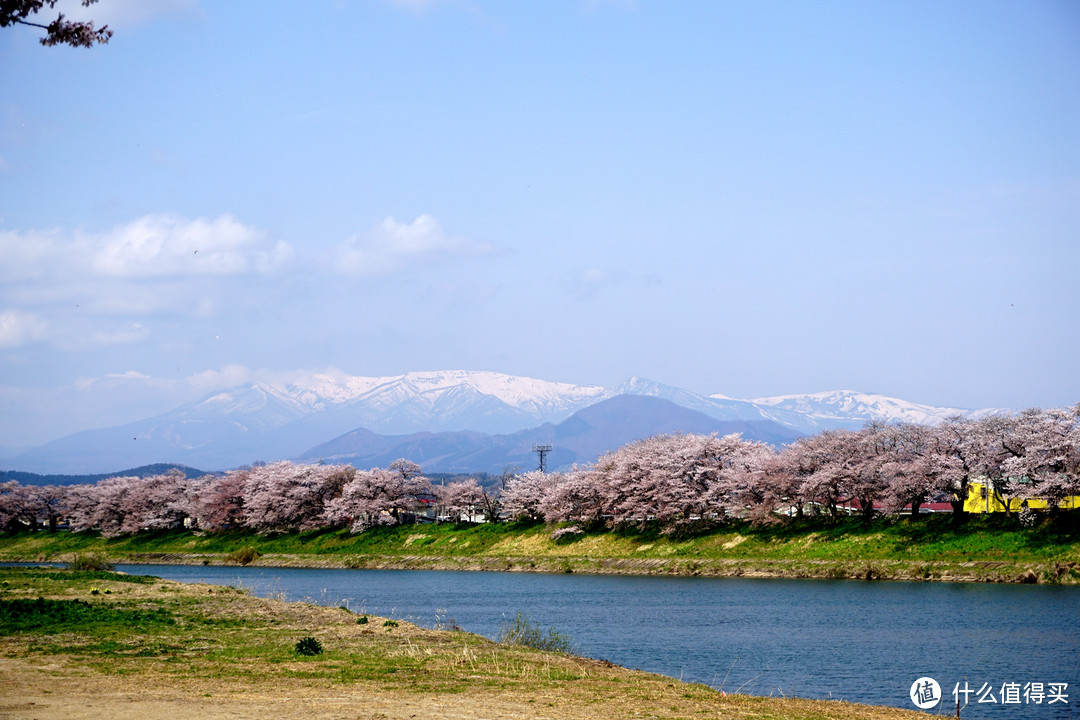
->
0, 566, 927, 720
3, 513, 1079, 583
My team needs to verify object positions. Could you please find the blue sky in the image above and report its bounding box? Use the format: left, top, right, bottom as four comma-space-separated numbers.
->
1, 0, 1078, 449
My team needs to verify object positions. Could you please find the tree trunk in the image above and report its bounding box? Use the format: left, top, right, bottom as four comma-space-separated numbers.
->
860, 498, 875, 527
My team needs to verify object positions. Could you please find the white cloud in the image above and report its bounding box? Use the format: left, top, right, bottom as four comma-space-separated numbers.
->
327, 214, 497, 276
0, 227, 67, 282
0, 214, 292, 282
89, 214, 292, 278
186, 364, 254, 392
0, 309, 48, 348
0, 214, 292, 352
72, 365, 250, 397
74, 369, 156, 392
106, 369, 152, 382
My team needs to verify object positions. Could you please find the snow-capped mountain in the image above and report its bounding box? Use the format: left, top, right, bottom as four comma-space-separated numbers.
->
7, 370, 1001, 475
605, 377, 822, 427
329, 370, 605, 434
7, 371, 607, 473
739, 390, 999, 433
179, 369, 605, 436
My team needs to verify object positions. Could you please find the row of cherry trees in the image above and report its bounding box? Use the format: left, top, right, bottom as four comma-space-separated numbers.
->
500, 406, 1080, 530
0, 459, 494, 537
2, 405, 1077, 536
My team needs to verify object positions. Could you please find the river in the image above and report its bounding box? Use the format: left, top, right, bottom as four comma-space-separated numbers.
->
103, 564, 1079, 718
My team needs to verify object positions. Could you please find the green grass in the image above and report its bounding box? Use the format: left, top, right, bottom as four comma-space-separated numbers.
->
2, 513, 1078, 583
0, 597, 175, 633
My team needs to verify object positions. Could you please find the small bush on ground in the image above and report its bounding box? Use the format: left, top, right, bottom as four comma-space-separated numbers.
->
225, 547, 260, 566
499, 612, 573, 654
294, 636, 323, 655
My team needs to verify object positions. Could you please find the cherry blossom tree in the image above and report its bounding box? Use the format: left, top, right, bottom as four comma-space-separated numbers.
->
766, 444, 813, 519
793, 430, 859, 520
59, 472, 198, 537
601, 434, 711, 529
710, 437, 775, 522
35, 485, 67, 530
881, 424, 963, 519
0, 481, 38, 531
538, 464, 608, 528
242, 462, 353, 533
435, 478, 486, 523
1, 0, 112, 47
938, 416, 993, 521
970, 414, 1028, 516
501, 470, 565, 523
63, 475, 135, 536
190, 470, 250, 531
59, 482, 97, 533
322, 462, 433, 532
537, 433, 771, 533
115, 470, 196, 534
843, 424, 901, 525
1000, 406, 1080, 512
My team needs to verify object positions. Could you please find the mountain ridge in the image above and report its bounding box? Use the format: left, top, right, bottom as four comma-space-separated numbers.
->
296, 395, 804, 474
4, 369, 1003, 474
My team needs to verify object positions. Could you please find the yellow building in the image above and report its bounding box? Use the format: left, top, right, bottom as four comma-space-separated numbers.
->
962, 480, 1080, 514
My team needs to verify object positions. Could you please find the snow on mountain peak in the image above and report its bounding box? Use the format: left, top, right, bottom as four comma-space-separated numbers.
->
199, 373, 995, 434
744, 389, 970, 426
246, 369, 605, 415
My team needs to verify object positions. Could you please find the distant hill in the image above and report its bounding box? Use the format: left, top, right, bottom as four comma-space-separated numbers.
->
4, 369, 998, 475
296, 395, 804, 474
0, 464, 213, 487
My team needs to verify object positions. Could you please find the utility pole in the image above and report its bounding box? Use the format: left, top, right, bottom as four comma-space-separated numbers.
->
531, 443, 553, 473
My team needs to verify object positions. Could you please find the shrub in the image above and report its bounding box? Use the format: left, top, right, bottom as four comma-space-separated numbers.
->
356, 615, 369, 625
434, 607, 462, 631
225, 547, 260, 566
382, 619, 398, 628
499, 612, 573, 654
67, 553, 114, 572
294, 636, 323, 656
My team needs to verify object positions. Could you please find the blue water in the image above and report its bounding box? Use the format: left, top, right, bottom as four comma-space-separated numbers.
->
99, 564, 1078, 718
